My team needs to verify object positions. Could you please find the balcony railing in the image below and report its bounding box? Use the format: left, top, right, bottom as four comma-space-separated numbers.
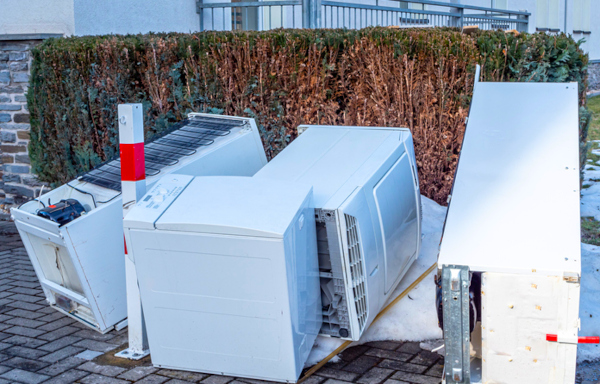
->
196, 0, 529, 32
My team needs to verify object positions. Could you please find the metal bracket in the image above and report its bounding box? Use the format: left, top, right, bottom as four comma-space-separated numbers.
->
442, 265, 471, 384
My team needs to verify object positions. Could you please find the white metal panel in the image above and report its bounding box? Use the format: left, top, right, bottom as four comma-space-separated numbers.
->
437, 82, 580, 277
254, 126, 408, 209
255, 125, 421, 341
125, 178, 320, 382
11, 115, 267, 333
481, 272, 579, 383
153, 177, 314, 238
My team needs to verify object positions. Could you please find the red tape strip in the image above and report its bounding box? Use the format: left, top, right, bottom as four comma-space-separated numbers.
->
120, 143, 145, 181
546, 334, 600, 344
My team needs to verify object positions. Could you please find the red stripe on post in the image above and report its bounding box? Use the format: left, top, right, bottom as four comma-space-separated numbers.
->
578, 336, 600, 344
546, 334, 558, 342
120, 143, 145, 181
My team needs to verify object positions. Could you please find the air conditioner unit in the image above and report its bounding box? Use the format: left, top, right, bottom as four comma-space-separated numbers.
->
123, 174, 322, 383
254, 125, 422, 341
437, 79, 581, 384
10, 114, 267, 333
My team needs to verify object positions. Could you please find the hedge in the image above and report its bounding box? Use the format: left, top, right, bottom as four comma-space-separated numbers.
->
27, 27, 589, 204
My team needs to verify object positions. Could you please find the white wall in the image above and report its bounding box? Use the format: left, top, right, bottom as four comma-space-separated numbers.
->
73, 0, 200, 35
0, 0, 74, 35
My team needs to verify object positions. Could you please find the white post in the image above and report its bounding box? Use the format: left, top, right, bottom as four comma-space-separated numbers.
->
115, 104, 150, 360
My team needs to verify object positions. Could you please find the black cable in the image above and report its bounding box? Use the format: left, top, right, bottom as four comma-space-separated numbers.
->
97, 192, 122, 204
66, 183, 97, 208
18, 199, 45, 209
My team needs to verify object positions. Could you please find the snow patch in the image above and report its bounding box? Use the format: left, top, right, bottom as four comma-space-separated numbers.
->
578, 243, 600, 363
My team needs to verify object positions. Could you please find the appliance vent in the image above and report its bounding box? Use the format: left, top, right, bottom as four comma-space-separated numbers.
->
80, 115, 245, 191
344, 214, 368, 332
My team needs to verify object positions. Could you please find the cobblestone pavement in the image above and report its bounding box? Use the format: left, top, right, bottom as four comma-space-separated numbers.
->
0, 221, 443, 384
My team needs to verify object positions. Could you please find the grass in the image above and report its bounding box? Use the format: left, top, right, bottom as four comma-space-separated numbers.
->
588, 95, 600, 141
582, 96, 600, 246
582, 217, 600, 246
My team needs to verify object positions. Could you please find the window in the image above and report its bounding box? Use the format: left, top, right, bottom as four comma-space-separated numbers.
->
573, 0, 591, 33
399, 2, 428, 24
491, 0, 507, 9
536, 0, 560, 31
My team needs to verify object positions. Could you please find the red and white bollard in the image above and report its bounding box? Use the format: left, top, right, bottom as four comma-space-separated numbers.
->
116, 104, 150, 360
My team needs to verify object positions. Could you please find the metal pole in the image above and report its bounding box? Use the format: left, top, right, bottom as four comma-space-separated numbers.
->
115, 103, 150, 361
198, 0, 204, 31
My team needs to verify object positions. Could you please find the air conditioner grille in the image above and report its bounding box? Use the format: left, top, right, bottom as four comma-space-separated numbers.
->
344, 214, 368, 333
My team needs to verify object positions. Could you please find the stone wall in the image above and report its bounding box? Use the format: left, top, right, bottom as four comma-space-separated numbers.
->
0, 39, 46, 219
589, 62, 600, 92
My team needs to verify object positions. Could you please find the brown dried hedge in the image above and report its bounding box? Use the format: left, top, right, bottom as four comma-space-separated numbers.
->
27, 27, 589, 204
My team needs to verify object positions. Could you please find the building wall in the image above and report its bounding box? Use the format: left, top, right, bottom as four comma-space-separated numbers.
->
73, 0, 201, 35
0, 0, 74, 36
0, 39, 44, 219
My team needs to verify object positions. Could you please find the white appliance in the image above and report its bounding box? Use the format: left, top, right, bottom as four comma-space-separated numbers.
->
123, 175, 321, 383
254, 125, 421, 341
437, 77, 582, 384
10, 114, 267, 333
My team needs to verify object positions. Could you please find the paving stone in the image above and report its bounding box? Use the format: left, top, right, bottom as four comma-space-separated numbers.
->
339, 345, 369, 362
73, 329, 116, 342
39, 346, 84, 363
0, 368, 49, 384
321, 380, 354, 384
5, 294, 43, 304
4, 345, 47, 360
0, 344, 9, 352
118, 365, 157, 381
293, 376, 325, 384
3, 309, 43, 320
201, 376, 234, 384
365, 348, 412, 362
4, 326, 44, 338
5, 318, 45, 329
390, 371, 441, 384
37, 326, 78, 341
3, 336, 46, 349
313, 367, 359, 382
79, 373, 129, 384
137, 374, 171, 384
37, 356, 86, 376
7, 288, 41, 296
37, 318, 74, 332
0, 366, 10, 374
42, 369, 88, 384
341, 355, 380, 374
165, 380, 197, 384
425, 363, 443, 378
3, 356, 49, 371
158, 369, 208, 382
73, 339, 117, 353
78, 361, 127, 377
35, 312, 64, 323
73, 350, 103, 361
37, 336, 81, 352
396, 342, 422, 355
5, 301, 44, 312
356, 367, 395, 384
382, 380, 410, 384
365, 341, 402, 351
410, 351, 440, 367
378, 359, 428, 374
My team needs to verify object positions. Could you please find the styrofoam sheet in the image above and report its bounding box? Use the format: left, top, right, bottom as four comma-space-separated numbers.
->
438, 82, 581, 277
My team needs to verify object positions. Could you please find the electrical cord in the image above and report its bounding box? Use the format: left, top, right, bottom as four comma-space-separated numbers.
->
97, 192, 122, 204
66, 182, 97, 208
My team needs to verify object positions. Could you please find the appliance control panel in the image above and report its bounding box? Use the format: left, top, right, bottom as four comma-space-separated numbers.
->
124, 174, 194, 230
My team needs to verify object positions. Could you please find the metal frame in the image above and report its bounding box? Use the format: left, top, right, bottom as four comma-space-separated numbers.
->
196, 0, 529, 31
441, 265, 471, 384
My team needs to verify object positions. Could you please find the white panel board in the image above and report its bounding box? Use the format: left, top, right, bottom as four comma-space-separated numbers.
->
438, 82, 580, 277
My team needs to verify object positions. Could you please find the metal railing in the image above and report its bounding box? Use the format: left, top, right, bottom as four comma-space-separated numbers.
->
196, 0, 529, 32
